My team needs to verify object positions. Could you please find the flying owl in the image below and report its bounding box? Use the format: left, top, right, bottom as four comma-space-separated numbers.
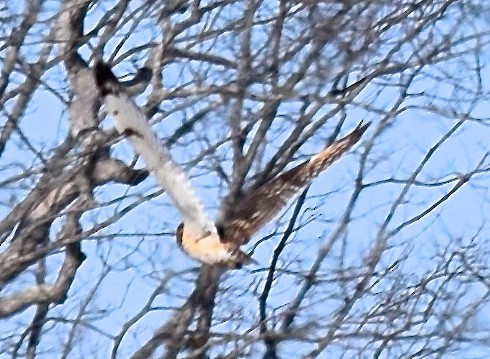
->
94, 62, 370, 269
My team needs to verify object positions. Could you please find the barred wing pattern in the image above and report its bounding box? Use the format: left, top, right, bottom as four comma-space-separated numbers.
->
93, 62, 218, 240
218, 122, 370, 246
94, 61, 369, 268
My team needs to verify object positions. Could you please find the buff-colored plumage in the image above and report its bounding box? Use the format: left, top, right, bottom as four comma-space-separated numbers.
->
94, 62, 226, 264
216, 121, 370, 247
94, 62, 369, 269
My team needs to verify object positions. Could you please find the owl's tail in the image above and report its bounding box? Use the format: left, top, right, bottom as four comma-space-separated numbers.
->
226, 250, 256, 269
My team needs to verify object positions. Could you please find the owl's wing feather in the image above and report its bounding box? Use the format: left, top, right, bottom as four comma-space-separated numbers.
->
218, 121, 370, 245
93, 62, 217, 238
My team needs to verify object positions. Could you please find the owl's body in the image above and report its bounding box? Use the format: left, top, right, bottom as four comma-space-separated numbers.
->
176, 223, 250, 268
94, 62, 369, 269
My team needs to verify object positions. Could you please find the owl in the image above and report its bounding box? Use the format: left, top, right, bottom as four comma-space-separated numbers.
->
94, 62, 369, 269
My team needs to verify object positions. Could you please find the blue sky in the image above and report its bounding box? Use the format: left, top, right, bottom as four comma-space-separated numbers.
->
2, 1, 490, 358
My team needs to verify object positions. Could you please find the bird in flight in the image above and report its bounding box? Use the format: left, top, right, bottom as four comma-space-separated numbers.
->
94, 62, 370, 269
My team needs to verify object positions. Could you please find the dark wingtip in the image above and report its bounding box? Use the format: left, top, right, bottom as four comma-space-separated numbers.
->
356, 120, 371, 134
93, 61, 120, 96
350, 120, 371, 141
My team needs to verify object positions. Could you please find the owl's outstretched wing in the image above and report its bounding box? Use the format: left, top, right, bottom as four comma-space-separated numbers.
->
218, 121, 370, 245
93, 62, 217, 238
